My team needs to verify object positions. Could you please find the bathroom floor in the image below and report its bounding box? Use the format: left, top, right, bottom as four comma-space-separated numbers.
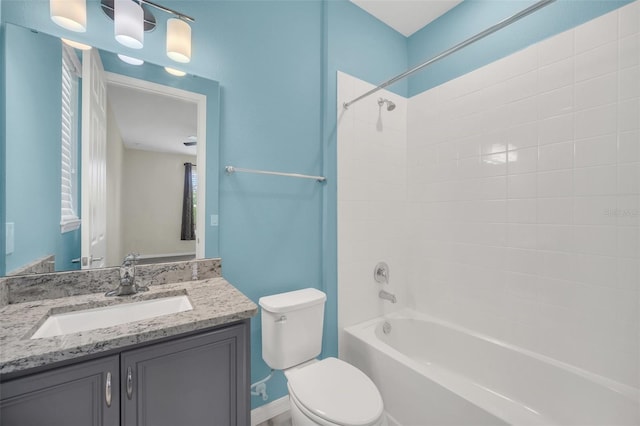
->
256, 410, 292, 426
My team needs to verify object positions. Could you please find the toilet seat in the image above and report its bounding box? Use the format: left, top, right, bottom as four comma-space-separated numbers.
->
285, 357, 384, 426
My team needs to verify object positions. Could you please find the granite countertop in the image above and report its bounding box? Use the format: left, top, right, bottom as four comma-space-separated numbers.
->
0, 277, 258, 376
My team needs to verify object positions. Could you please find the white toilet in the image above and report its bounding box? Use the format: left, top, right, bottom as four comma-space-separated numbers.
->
259, 288, 387, 426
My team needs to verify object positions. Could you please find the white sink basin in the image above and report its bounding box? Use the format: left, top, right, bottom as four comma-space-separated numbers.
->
31, 295, 193, 339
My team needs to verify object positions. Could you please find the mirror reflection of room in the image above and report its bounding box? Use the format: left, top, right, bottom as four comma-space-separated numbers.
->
4, 24, 202, 274
106, 81, 198, 267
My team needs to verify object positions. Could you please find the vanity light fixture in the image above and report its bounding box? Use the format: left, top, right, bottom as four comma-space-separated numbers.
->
114, 0, 144, 49
50, 0, 87, 32
118, 54, 144, 65
99, 0, 195, 63
61, 38, 92, 51
166, 18, 192, 63
165, 67, 186, 77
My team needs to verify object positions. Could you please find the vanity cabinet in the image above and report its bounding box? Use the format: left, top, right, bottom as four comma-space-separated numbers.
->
0, 355, 120, 426
0, 321, 249, 426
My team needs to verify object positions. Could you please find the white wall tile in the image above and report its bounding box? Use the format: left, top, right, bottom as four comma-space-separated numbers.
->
539, 114, 574, 145
538, 197, 573, 224
508, 173, 537, 198
574, 196, 619, 225
538, 141, 574, 172
538, 170, 573, 197
619, 66, 640, 100
538, 86, 574, 119
538, 58, 574, 93
537, 224, 574, 252
574, 103, 618, 139
619, 162, 640, 194
508, 224, 538, 249
575, 8, 618, 53
574, 165, 618, 196
619, 33, 640, 69
575, 41, 618, 82
574, 72, 618, 111
508, 198, 537, 223
619, 1, 639, 37
618, 98, 640, 132
538, 29, 574, 67
572, 226, 618, 256
619, 131, 639, 163
618, 226, 639, 258
574, 134, 618, 168
508, 147, 537, 174
617, 195, 640, 227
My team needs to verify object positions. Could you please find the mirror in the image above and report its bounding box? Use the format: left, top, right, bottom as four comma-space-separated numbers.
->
3, 23, 221, 276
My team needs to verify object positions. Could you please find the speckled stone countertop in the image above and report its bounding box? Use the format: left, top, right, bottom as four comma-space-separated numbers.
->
0, 277, 257, 376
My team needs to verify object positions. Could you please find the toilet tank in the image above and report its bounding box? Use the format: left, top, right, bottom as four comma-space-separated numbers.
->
259, 288, 326, 370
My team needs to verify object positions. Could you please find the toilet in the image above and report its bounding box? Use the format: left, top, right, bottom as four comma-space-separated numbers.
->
259, 288, 386, 426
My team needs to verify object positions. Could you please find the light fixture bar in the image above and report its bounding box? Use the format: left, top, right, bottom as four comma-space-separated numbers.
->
140, 0, 194, 22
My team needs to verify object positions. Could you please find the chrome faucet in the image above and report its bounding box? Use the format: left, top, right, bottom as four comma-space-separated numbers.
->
379, 290, 397, 304
105, 253, 148, 297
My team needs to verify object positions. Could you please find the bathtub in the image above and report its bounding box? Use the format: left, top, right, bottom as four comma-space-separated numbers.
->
343, 309, 639, 426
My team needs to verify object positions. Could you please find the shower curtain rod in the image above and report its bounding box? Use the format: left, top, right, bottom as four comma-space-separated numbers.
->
342, 0, 556, 109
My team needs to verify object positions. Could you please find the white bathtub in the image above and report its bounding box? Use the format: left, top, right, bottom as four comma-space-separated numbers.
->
343, 309, 639, 426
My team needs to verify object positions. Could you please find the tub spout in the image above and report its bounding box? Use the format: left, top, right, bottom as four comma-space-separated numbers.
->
379, 290, 397, 303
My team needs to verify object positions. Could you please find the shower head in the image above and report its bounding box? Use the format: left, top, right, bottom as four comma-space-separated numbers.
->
378, 98, 396, 111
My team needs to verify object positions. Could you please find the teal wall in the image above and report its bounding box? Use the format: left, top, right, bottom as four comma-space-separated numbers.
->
407, 0, 634, 96
5, 25, 61, 273
3, 25, 81, 274
0, 0, 6, 276
1, 0, 633, 411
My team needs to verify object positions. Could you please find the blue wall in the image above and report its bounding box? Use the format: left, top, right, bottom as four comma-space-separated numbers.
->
0, 0, 6, 276
5, 25, 61, 273
407, 0, 633, 96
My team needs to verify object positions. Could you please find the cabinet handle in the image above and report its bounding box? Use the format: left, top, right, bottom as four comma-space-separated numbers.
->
126, 366, 133, 399
105, 371, 112, 407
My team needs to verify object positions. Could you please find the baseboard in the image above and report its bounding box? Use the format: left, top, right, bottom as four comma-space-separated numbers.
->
251, 396, 290, 426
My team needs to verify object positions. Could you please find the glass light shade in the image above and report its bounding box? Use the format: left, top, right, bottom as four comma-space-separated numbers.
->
166, 18, 192, 63
62, 38, 92, 51
165, 67, 186, 77
118, 54, 144, 65
115, 0, 144, 49
50, 0, 87, 32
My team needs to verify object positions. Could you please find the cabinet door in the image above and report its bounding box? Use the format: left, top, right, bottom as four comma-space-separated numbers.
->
121, 323, 249, 426
0, 355, 120, 426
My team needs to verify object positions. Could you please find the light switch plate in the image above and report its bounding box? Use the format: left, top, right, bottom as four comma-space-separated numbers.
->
210, 214, 219, 227
6, 223, 14, 255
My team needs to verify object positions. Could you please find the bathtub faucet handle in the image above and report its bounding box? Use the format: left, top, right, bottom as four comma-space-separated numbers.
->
374, 262, 390, 284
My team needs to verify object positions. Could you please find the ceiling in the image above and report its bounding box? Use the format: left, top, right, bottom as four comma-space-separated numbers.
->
107, 84, 197, 157
350, 0, 463, 37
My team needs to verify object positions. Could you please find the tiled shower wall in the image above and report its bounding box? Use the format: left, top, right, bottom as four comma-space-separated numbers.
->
407, 2, 638, 387
337, 71, 407, 353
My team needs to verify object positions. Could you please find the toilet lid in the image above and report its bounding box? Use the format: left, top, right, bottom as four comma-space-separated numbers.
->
286, 357, 383, 426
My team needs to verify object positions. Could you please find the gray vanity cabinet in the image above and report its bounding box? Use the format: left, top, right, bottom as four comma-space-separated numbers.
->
121, 323, 249, 426
0, 355, 120, 426
0, 321, 250, 426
